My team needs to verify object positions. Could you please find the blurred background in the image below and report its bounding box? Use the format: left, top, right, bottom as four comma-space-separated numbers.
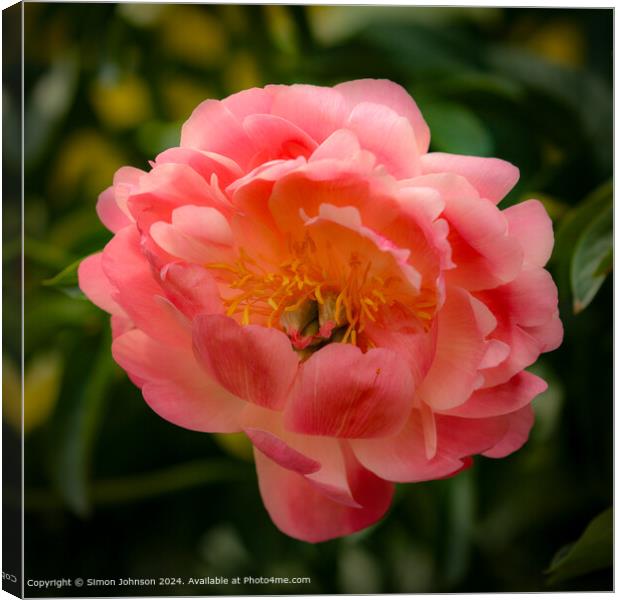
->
3, 3, 612, 594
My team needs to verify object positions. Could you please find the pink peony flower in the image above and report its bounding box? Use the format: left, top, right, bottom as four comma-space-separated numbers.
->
79, 79, 562, 542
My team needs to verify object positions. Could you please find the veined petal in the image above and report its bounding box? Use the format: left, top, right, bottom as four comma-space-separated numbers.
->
193, 314, 299, 410
284, 343, 413, 438
254, 445, 393, 542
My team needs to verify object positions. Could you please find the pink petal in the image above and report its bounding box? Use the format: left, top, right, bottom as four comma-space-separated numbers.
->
193, 314, 299, 410
346, 102, 421, 178
243, 114, 318, 160
309, 128, 363, 162
266, 83, 349, 143
159, 262, 224, 319
78, 252, 124, 315
522, 312, 564, 353
335, 79, 430, 154
242, 405, 359, 507
363, 319, 437, 389
180, 99, 258, 169
113, 328, 245, 433
351, 408, 508, 482
284, 343, 413, 438
96, 187, 131, 232
409, 173, 523, 290
438, 371, 547, 418
100, 227, 189, 347
128, 163, 229, 234
246, 429, 321, 475
479, 339, 511, 369
485, 267, 559, 328
420, 153, 519, 204
155, 147, 242, 189
483, 405, 535, 458
254, 446, 393, 542
480, 324, 542, 388
149, 205, 234, 265
222, 86, 273, 119
416, 288, 486, 410
504, 199, 554, 267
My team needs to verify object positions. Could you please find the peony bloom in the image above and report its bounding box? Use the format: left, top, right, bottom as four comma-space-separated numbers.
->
79, 79, 562, 542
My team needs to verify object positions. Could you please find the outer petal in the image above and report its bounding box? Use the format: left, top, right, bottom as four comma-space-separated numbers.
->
335, 79, 430, 154
438, 371, 547, 418
522, 312, 564, 353
193, 315, 299, 410
78, 253, 124, 315
345, 102, 421, 178
420, 153, 519, 204
180, 99, 258, 169
112, 329, 245, 433
242, 405, 361, 507
266, 83, 349, 144
351, 408, 508, 482
284, 343, 413, 438
100, 227, 189, 347
254, 446, 394, 543
503, 199, 554, 267
409, 173, 523, 290
96, 187, 131, 233
482, 405, 535, 458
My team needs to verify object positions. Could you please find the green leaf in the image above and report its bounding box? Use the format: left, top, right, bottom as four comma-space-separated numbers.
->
50, 330, 115, 516
552, 180, 612, 305
42, 258, 85, 299
546, 508, 612, 584
571, 202, 613, 313
422, 102, 493, 156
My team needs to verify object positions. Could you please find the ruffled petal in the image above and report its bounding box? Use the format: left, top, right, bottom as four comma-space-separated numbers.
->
351, 408, 509, 482
504, 199, 554, 267
345, 102, 421, 178
284, 343, 413, 438
266, 83, 349, 144
113, 328, 245, 433
100, 227, 189, 346
482, 405, 535, 458
78, 252, 124, 315
420, 153, 519, 204
335, 79, 430, 154
193, 314, 299, 410
180, 99, 258, 169
254, 445, 393, 542
438, 371, 547, 418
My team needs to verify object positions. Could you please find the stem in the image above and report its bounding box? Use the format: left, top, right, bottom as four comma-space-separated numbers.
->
24, 458, 253, 512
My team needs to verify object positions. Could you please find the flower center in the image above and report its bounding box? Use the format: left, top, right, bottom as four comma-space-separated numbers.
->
205, 235, 394, 352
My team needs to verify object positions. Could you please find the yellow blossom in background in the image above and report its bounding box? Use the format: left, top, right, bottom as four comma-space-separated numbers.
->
159, 6, 227, 68
223, 51, 262, 94
49, 130, 126, 204
524, 20, 585, 68
163, 77, 218, 122
90, 73, 153, 130
3, 353, 64, 434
